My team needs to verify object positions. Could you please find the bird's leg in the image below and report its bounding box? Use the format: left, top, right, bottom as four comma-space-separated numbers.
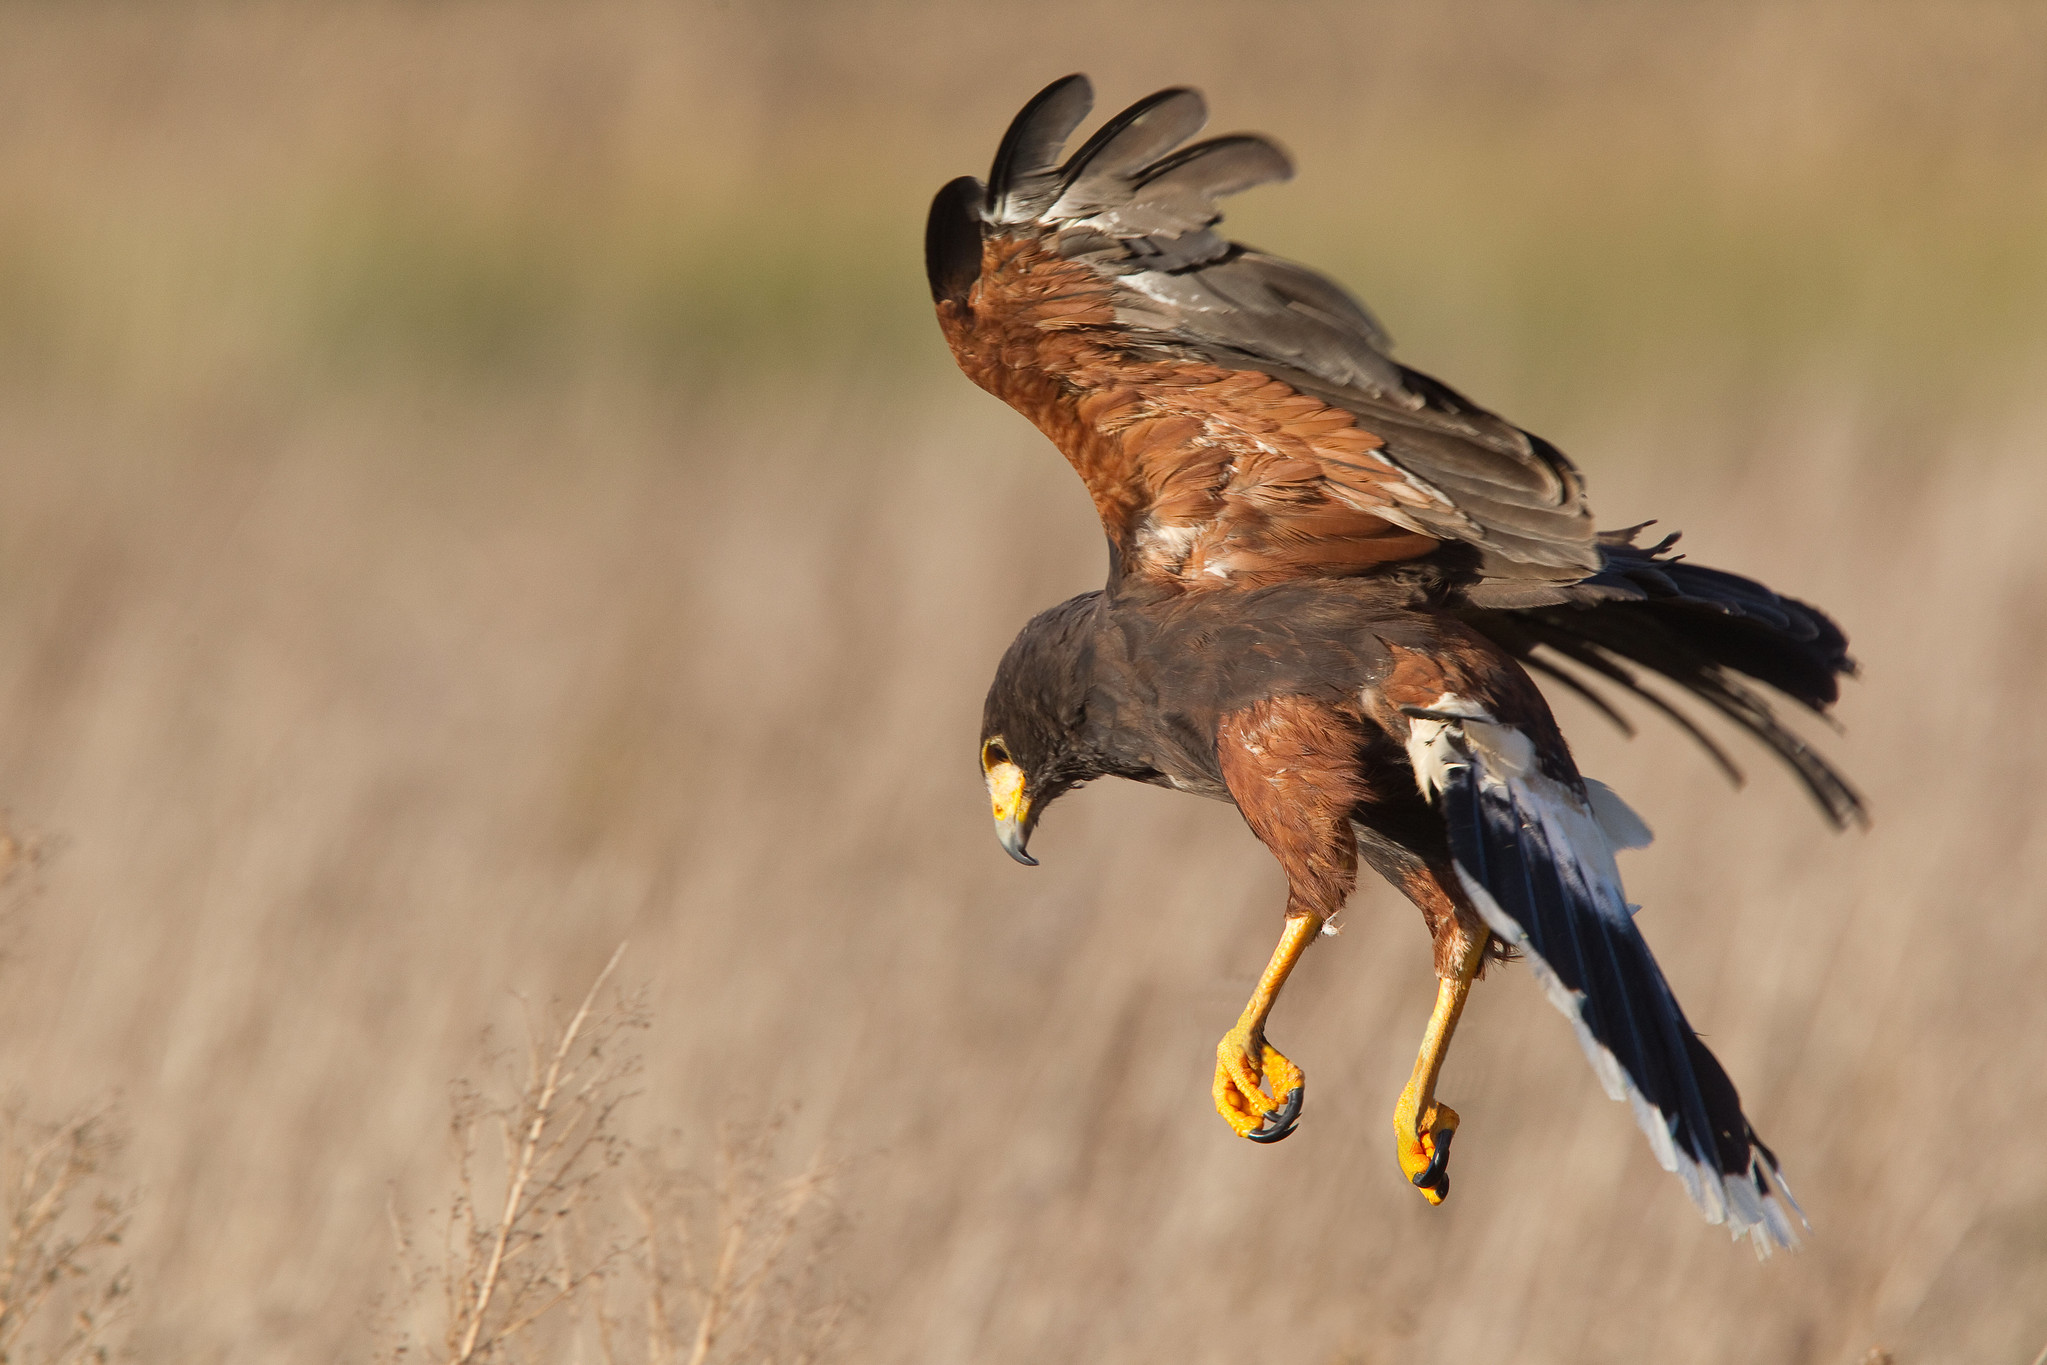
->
1211, 697, 1366, 1145
1212, 912, 1318, 1143
1392, 925, 1490, 1203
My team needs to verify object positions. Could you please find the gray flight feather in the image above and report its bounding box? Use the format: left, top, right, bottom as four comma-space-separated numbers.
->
987, 79, 1599, 580
987, 74, 1095, 225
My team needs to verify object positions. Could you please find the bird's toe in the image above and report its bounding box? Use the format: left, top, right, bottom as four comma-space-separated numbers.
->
1245, 1084, 1303, 1143
1393, 1097, 1460, 1204
1213, 1028, 1306, 1142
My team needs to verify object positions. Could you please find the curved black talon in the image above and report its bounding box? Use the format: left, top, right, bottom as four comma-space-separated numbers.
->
1410, 1125, 1455, 1194
1246, 1085, 1304, 1143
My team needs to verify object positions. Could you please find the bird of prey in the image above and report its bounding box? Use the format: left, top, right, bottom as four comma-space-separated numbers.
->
926, 75, 1859, 1251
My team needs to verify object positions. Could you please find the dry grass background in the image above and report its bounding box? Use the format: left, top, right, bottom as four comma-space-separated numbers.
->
0, 2, 2042, 1361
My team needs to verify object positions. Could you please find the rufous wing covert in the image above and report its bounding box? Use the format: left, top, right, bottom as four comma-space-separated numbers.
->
926, 74, 1598, 596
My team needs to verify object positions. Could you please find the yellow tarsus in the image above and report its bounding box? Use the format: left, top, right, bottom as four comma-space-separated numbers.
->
1393, 927, 1490, 1203
1212, 914, 1319, 1139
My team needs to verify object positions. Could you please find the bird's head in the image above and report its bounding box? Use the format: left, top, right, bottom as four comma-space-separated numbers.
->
978, 594, 1103, 867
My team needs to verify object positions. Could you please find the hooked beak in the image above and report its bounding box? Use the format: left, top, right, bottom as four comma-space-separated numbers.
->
985, 759, 1037, 866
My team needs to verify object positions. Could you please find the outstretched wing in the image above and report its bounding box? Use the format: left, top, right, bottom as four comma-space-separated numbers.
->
928, 75, 1597, 594
1402, 695, 1805, 1253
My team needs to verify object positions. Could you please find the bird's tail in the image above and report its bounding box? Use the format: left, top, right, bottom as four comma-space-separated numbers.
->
1465, 528, 1865, 828
1405, 698, 1807, 1253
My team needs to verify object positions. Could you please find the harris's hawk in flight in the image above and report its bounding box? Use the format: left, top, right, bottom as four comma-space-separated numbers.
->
927, 75, 1860, 1252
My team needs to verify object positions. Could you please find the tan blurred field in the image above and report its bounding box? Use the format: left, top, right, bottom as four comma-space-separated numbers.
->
0, 2, 2043, 1361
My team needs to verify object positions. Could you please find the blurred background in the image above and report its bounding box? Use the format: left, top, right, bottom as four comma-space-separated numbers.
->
0, 1, 2042, 1360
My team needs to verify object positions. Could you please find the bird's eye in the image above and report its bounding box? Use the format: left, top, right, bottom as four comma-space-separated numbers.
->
982, 739, 1011, 770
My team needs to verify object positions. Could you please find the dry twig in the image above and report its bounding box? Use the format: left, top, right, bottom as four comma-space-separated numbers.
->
0, 818, 130, 1365
383, 943, 645, 1364
0, 1105, 131, 1365
379, 946, 849, 1365
614, 1119, 847, 1365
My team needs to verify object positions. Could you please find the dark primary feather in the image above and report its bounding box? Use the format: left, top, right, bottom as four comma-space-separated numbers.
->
925, 176, 984, 307
987, 73, 1094, 223
1049, 86, 1210, 221
1130, 136, 1294, 220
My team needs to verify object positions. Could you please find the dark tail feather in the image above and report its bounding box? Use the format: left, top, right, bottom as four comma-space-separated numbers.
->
1468, 530, 1866, 828
1522, 631, 1749, 787
1434, 727, 1804, 1250
1521, 653, 1635, 737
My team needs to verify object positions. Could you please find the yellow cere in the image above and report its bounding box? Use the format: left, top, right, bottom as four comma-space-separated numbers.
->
984, 760, 1027, 825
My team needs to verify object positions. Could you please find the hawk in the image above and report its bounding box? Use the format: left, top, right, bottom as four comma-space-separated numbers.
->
927, 75, 1859, 1251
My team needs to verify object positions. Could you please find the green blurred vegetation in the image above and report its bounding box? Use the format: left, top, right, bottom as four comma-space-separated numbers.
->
0, 0, 2041, 431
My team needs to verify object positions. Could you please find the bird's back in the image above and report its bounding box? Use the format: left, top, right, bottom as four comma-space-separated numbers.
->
1078, 579, 1568, 797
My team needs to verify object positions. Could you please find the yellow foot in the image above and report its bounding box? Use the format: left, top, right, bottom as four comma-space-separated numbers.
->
1213, 1024, 1305, 1143
1393, 1093, 1460, 1205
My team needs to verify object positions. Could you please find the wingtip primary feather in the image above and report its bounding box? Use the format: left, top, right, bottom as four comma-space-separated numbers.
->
1058, 86, 1203, 162
1134, 133, 1294, 196
986, 74, 1094, 223
925, 175, 986, 306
